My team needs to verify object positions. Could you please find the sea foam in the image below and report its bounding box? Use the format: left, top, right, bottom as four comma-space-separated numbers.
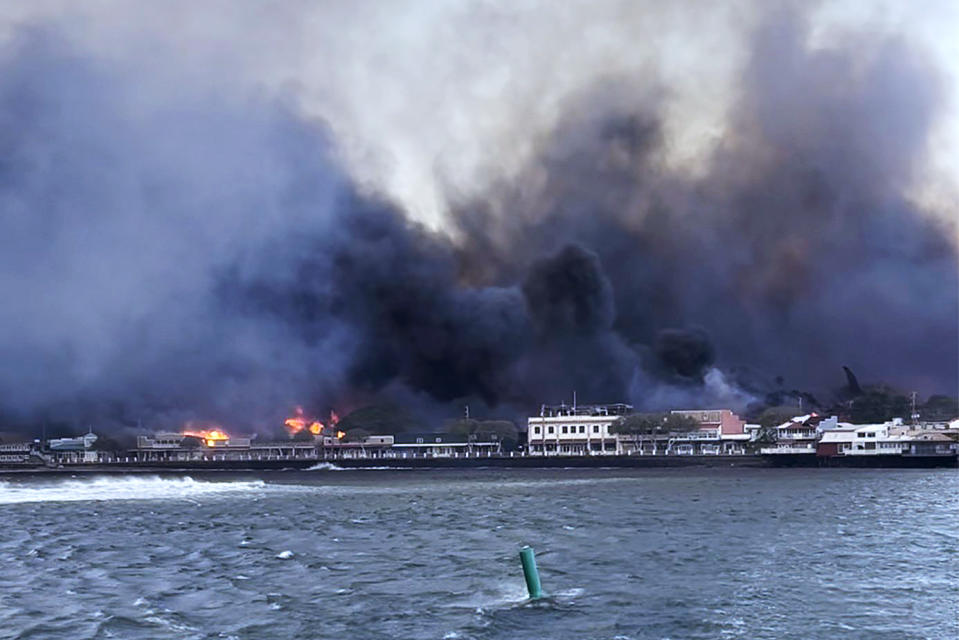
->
0, 475, 270, 504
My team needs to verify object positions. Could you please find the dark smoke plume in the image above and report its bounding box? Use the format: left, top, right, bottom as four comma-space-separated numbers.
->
522, 244, 614, 338
449, 9, 958, 405
0, 6, 956, 438
653, 329, 716, 382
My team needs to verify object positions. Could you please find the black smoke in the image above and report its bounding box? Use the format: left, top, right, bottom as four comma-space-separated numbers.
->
653, 329, 715, 382
449, 9, 958, 404
0, 7, 956, 438
522, 244, 614, 338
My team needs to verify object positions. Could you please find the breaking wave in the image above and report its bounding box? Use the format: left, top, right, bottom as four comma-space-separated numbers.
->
305, 463, 413, 471
306, 462, 345, 471
0, 475, 271, 504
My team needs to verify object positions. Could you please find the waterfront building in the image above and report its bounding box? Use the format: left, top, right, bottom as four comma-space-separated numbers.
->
317, 434, 395, 458
896, 430, 956, 457
760, 414, 839, 457
666, 409, 751, 455
132, 432, 316, 463
670, 409, 746, 437
526, 403, 632, 455
0, 441, 37, 465
617, 409, 752, 456
47, 432, 98, 451
817, 419, 956, 458
759, 416, 958, 465
130, 430, 503, 463
743, 422, 763, 440
391, 433, 501, 457
527, 405, 754, 456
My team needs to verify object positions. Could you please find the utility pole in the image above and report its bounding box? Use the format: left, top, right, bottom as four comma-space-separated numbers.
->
910, 391, 919, 425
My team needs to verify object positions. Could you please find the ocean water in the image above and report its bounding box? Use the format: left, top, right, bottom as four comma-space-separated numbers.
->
0, 468, 955, 640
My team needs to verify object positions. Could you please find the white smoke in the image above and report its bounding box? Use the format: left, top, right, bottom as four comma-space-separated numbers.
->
2, 1, 956, 229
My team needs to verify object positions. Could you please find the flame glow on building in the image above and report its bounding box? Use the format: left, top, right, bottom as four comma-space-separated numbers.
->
182, 427, 229, 447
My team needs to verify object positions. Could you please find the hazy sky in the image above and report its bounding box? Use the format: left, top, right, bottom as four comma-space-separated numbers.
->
2, 0, 956, 230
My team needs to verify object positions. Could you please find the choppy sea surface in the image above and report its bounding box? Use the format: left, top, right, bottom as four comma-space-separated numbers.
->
0, 468, 956, 640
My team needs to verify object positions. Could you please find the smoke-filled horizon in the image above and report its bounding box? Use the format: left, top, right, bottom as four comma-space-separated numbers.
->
0, 3, 956, 436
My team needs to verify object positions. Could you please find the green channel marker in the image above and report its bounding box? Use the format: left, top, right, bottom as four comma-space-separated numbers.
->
519, 545, 544, 599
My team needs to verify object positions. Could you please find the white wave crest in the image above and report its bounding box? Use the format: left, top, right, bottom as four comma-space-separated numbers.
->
307, 463, 414, 471
0, 475, 270, 504
306, 462, 344, 471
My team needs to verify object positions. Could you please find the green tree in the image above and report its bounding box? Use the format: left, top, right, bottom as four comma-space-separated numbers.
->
337, 403, 421, 435
663, 413, 700, 432
447, 418, 519, 451
447, 418, 480, 437
756, 406, 802, 428
849, 386, 910, 423
610, 413, 665, 435
611, 412, 700, 435
921, 395, 959, 421
476, 420, 519, 450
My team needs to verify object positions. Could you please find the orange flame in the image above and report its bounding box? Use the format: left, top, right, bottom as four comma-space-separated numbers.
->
182, 427, 229, 447
285, 406, 324, 436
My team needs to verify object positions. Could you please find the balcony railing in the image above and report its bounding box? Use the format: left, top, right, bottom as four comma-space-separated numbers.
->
760, 445, 815, 454
670, 430, 721, 441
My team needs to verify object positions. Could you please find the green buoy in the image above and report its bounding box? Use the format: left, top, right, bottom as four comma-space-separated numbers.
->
519, 545, 544, 599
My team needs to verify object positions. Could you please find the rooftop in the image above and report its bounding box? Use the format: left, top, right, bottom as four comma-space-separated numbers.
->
537, 403, 633, 417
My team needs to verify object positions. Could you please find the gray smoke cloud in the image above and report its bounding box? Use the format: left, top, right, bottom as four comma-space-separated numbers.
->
0, 28, 355, 432
449, 8, 958, 403
0, 4, 955, 436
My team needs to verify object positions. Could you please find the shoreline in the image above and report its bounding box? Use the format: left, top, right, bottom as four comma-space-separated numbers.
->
0, 454, 766, 474
2, 452, 955, 474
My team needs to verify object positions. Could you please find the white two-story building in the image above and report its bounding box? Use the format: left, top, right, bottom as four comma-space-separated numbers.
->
526, 403, 632, 455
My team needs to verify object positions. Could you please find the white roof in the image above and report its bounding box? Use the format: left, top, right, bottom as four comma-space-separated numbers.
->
819, 430, 856, 443
777, 418, 815, 430
852, 424, 887, 433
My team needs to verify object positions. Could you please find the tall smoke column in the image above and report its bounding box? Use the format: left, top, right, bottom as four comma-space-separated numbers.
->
0, 3, 956, 437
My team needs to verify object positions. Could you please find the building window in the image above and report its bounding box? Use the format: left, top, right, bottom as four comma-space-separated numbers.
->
548, 426, 554, 434
534, 426, 541, 434
593, 425, 600, 433
562, 426, 568, 434
579, 425, 585, 433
